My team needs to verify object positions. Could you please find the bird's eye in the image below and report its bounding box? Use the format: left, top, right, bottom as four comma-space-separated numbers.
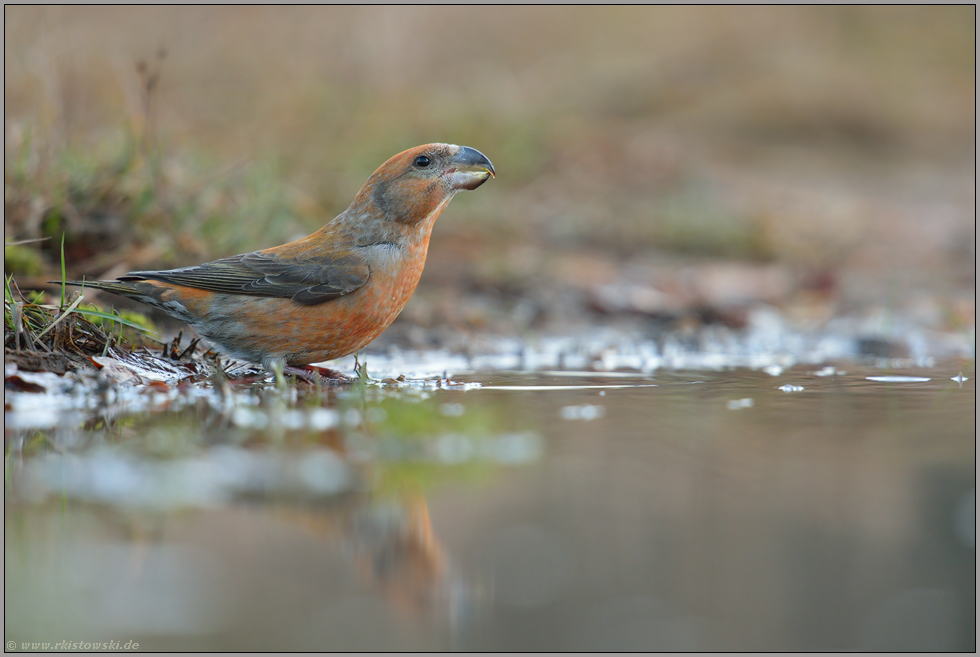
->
414, 155, 431, 168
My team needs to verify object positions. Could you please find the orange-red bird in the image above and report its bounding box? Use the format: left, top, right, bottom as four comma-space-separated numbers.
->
69, 144, 494, 371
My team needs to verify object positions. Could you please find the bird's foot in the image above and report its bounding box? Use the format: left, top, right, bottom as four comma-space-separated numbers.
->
283, 365, 352, 385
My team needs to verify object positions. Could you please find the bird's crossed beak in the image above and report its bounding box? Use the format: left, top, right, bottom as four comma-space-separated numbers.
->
449, 146, 495, 191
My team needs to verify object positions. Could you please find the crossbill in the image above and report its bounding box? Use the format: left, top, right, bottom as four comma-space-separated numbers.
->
68, 144, 494, 371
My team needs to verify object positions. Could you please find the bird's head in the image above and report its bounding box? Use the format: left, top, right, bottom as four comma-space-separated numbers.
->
353, 143, 495, 228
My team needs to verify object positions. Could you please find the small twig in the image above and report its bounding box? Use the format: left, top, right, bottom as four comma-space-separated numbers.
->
177, 337, 201, 360
10, 277, 29, 303
29, 330, 52, 353
4, 237, 51, 247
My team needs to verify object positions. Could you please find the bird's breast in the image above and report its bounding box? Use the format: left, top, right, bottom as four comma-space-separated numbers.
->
357, 237, 429, 312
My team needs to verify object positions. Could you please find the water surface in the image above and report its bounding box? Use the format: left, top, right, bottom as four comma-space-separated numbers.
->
5, 361, 975, 651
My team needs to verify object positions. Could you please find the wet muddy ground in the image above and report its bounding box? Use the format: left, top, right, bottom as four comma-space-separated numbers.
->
5, 334, 975, 651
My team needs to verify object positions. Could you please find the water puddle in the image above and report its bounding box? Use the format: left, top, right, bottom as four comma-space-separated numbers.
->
5, 348, 976, 651
480, 384, 659, 391
866, 375, 933, 383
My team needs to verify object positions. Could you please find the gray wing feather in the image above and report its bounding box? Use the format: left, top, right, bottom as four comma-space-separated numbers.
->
120, 251, 370, 306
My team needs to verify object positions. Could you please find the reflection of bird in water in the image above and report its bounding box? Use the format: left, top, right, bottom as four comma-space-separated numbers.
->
347, 495, 471, 624
280, 493, 472, 626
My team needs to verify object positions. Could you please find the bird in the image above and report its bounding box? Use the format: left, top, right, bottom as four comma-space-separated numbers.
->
66, 143, 494, 378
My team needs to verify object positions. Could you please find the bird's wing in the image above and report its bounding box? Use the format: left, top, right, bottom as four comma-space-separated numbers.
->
121, 251, 370, 306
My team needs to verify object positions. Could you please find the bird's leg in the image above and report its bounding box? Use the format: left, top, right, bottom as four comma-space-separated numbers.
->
352, 351, 370, 384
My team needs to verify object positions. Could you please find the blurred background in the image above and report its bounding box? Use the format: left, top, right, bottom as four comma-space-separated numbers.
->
5, 5, 975, 351
5, 8, 976, 652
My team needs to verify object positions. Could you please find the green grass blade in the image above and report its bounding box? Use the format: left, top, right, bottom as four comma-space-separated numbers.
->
73, 308, 159, 335
59, 232, 67, 308
36, 294, 85, 338
4, 274, 15, 329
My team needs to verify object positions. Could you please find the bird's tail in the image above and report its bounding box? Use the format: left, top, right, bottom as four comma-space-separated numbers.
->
62, 279, 136, 296
57, 279, 164, 305
58, 278, 199, 324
